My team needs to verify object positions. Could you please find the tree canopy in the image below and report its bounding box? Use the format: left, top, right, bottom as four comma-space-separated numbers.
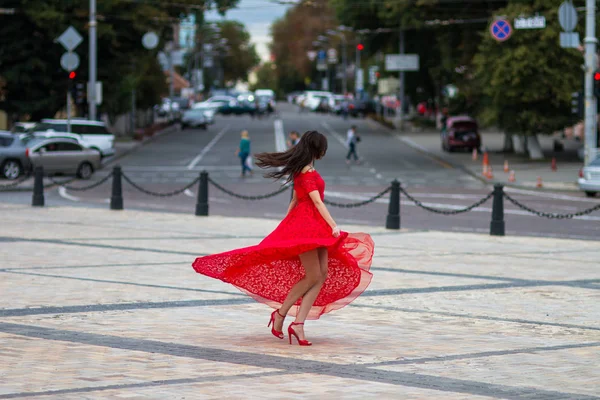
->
0, 0, 239, 121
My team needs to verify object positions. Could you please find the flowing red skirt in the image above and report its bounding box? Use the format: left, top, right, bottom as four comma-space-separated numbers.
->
192, 201, 374, 319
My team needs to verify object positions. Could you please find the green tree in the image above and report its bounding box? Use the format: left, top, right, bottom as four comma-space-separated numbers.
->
472, 0, 582, 137
0, 0, 239, 121
249, 62, 278, 93
216, 20, 259, 85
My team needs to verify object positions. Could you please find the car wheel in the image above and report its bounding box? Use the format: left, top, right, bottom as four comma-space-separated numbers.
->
1, 159, 23, 180
585, 191, 597, 197
77, 162, 94, 180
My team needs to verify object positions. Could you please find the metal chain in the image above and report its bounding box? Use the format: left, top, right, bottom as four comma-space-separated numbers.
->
122, 173, 200, 197
401, 187, 494, 215
49, 173, 113, 192
504, 193, 600, 219
324, 186, 391, 208
208, 177, 290, 200
0, 174, 31, 191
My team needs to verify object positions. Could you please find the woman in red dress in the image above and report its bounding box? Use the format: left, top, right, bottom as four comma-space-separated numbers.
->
192, 131, 374, 345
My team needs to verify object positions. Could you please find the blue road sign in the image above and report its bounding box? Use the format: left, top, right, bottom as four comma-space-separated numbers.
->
317, 50, 326, 60
490, 19, 512, 42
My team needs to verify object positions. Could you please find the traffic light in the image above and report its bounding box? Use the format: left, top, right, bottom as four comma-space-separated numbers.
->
571, 91, 583, 118
356, 43, 364, 51
594, 70, 600, 97
75, 83, 86, 105
69, 71, 76, 80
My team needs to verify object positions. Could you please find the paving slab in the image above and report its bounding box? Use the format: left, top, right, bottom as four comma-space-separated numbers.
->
0, 203, 598, 399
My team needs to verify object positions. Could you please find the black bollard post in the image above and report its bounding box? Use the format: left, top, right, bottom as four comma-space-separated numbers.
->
31, 166, 44, 207
490, 184, 505, 236
195, 171, 209, 216
110, 166, 123, 210
385, 180, 400, 230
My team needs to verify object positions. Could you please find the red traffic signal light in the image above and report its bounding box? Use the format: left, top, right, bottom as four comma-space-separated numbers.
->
594, 72, 600, 81
356, 43, 364, 51
69, 71, 76, 79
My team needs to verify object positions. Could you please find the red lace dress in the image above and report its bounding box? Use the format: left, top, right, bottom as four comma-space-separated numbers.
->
192, 170, 374, 319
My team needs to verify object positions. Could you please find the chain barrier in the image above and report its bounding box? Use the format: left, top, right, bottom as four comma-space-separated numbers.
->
401, 187, 494, 215
208, 177, 290, 200
44, 176, 78, 189
0, 174, 31, 191
122, 173, 200, 197
49, 173, 113, 192
504, 193, 600, 219
324, 186, 391, 208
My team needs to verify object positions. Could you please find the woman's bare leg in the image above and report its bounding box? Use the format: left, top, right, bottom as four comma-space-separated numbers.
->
292, 248, 328, 340
273, 249, 321, 332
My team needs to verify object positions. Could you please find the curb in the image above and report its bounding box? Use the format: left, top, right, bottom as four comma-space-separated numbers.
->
396, 136, 582, 193
0, 124, 180, 193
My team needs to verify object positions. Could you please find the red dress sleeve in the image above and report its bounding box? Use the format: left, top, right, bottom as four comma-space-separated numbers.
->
301, 174, 319, 193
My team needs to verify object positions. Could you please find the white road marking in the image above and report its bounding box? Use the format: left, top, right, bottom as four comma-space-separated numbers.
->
274, 119, 286, 152
187, 125, 230, 170
58, 186, 80, 202
184, 189, 195, 198
321, 121, 348, 149
184, 188, 232, 204
505, 187, 600, 203
324, 190, 600, 222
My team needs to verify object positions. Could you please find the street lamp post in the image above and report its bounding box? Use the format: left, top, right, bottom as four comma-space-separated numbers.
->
88, 0, 97, 120
327, 29, 348, 95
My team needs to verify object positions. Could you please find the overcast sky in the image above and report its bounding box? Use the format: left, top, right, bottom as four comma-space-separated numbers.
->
205, 0, 293, 62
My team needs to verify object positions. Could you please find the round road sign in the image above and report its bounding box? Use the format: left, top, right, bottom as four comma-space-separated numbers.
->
142, 31, 159, 50
490, 19, 512, 42
558, 1, 578, 32
60, 52, 80, 72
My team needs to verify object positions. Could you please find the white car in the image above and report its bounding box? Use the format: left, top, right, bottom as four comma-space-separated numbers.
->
578, 156, 600, 197
32, 119, 115, 158
303, 91, 334, 111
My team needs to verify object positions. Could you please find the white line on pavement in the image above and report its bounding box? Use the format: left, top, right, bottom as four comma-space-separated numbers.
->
58, 186, 80, 202
274, 119, 287, 152
504, 187, 599, 203
321, 121, 348, 149
184, 189, 232, 203
184, 189, 195, 198
324, 190, 600, 222
187, 125, 230, 170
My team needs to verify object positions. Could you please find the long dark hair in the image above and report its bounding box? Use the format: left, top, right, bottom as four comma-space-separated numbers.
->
255, 130, 328, 183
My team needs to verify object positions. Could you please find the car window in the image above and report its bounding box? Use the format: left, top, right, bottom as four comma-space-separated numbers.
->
56, 142, 82, 151
39, 123, 68, 132
37, 143, 60, 152
0, 137, 14, 147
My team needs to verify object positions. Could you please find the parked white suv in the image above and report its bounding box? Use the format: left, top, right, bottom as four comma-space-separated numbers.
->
32, 119, 115, 158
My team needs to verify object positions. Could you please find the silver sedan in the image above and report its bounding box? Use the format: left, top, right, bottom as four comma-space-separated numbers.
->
28, 138, 102, 179
578, 156, 600, 197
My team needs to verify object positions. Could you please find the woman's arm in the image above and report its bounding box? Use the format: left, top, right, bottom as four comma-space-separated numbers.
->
286, 190, 297, 216
308, 190, 339, 236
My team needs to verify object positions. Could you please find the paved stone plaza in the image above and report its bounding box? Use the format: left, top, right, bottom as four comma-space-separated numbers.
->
0, 203, 598, 399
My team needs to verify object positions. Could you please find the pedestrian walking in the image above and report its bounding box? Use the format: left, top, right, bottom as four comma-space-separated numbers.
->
345, 125, 361, 164
237, 130, 253, 177
192, 131, 374, 346
286, 131, 300, 149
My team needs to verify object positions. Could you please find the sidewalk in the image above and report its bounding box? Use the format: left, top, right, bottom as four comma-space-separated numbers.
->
0, 203, 598, 398
401, 131, 582, 191
0, 124, 179, 193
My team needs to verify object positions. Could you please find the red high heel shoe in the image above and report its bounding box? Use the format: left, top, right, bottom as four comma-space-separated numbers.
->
288, 322, 312, 346
268, 309, 285, 339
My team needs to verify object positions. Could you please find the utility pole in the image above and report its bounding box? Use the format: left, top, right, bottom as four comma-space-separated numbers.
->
340, 34, 347, 95
355, 41, 361, 98
88, 0, 97, 120
584, 0, 598, 164
398, 28, 405, 131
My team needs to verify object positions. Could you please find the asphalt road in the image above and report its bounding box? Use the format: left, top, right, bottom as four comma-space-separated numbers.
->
1, 103, 599, 240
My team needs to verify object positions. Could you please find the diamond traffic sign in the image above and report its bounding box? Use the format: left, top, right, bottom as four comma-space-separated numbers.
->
57, 26, 83, 51
60, 52, 80, 72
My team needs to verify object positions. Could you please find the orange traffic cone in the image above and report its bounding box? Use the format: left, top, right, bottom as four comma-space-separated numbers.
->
482, 164, 488, 176
472, 148, 478, 161
536, 176, 543, 188
503, 160, 509, 173
508, 170, 516, 182
486, 166, 494, 179
551, 157, 557, 171
482, 151, 489, 167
